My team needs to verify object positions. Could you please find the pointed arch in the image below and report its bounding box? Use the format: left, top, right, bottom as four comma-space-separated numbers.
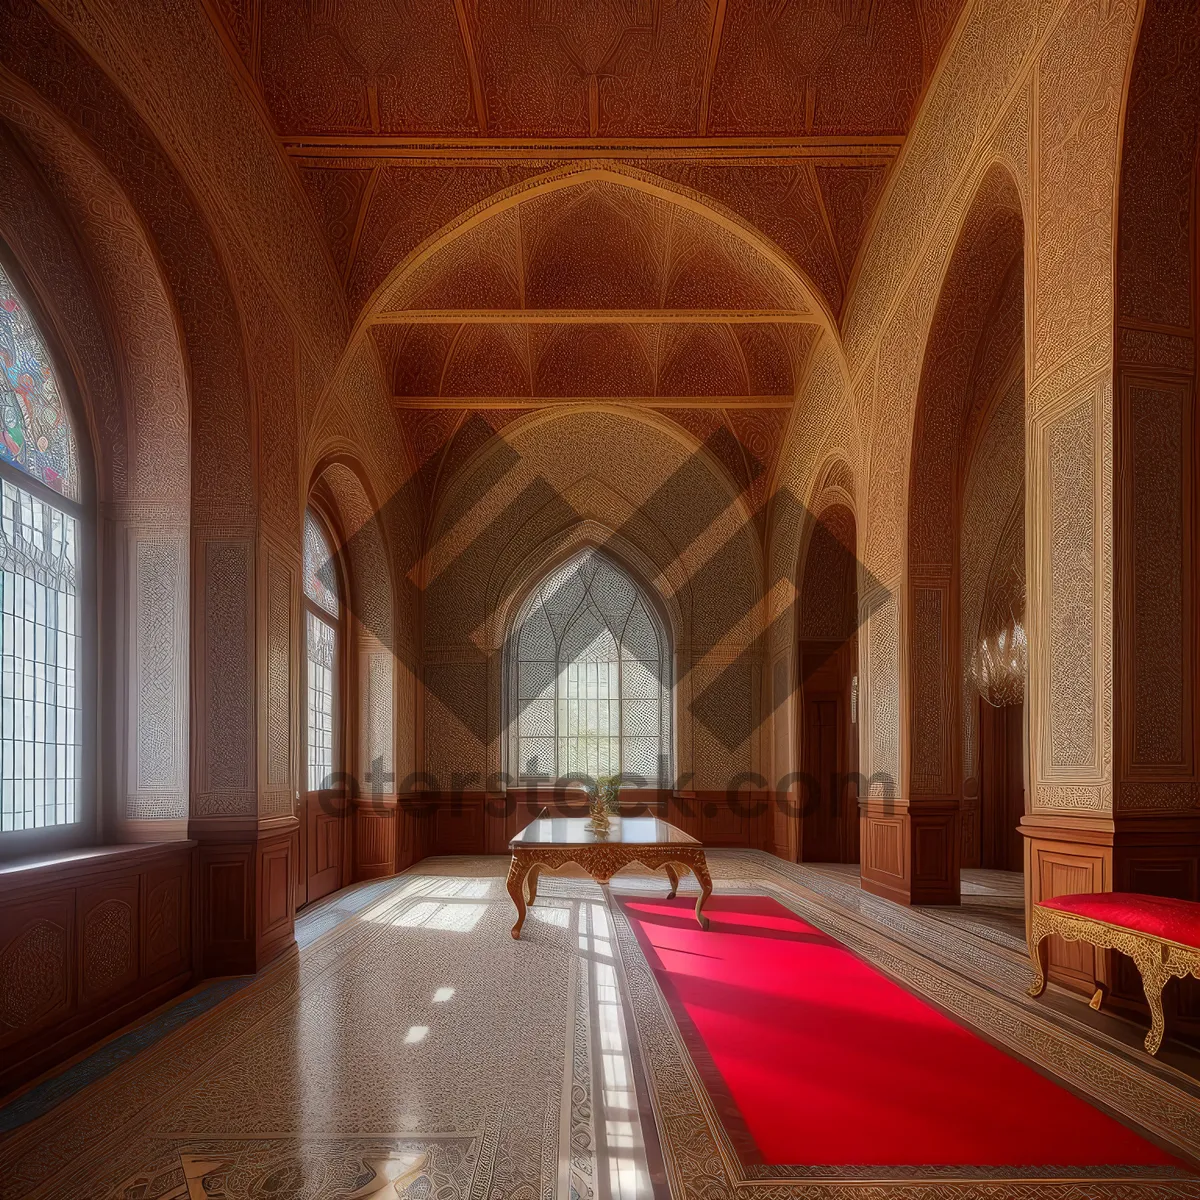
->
359, 162, 836, 333
504, 546, 673, 788
903, 160, 1026, 894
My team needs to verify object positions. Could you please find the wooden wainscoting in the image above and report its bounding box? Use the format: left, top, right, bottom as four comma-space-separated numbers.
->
396, 796, 436, 872
191, 817, 298, 978
860, 799, 909, 904
860, 798, 961, 905
1021, 815, 1113, 996
0, 841, 195, 1096
352, 796, 397, 881
666, 792, 772, 848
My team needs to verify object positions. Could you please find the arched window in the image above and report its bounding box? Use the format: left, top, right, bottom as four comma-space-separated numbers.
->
0, 260, 83, 833
509, 549, 671, 787
303, 509, 341, 792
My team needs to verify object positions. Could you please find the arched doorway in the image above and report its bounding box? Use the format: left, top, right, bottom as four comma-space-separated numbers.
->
796, 495, 859, 863
904, 164, 1027, 905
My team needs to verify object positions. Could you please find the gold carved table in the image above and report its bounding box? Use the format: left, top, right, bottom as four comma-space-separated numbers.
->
1028, 892, 1200, 1055
506, 814, 713, 939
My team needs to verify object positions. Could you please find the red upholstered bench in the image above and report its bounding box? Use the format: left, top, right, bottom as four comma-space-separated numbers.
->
1028, 892, 1200, 1054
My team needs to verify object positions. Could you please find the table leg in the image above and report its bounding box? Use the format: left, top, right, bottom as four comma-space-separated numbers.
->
664, 864, 680, 899
525, 862, 542, 906
692, 855, 713, 931
506, 856, 531, 939
1140, 961, 1170, 1055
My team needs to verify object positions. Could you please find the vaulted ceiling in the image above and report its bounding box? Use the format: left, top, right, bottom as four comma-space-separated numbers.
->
206, 0, 965, 517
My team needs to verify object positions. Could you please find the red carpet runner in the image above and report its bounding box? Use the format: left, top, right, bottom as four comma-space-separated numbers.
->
618, 894, 1181, 1167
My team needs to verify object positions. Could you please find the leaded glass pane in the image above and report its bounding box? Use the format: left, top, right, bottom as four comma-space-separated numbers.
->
621, 697, 660, 738
621, 598, 659, 661
590, 559, 636, 620
306, 609, 336, 790
518, 697, 554, 737
622, 737, 659, 780
519, 737, 554, 779
620, 658, 658, 699
517, 602, 554, 660
511, 548, 671, 785
560, 607, 611, 663
518, 659, 554, 700
0, 477, 79, 830
303, 509, 339, 618
0, 262, 79, 501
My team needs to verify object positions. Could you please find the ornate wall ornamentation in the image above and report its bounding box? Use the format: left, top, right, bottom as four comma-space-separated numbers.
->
363, 651, 395, 794
236, 257, 301, 542
130, 538, 188, 821
264, 553, 295, 801
1, 3, 256, 513
0, 101, 190, 505
1031, 0, 1138, 383
0, 918, 66, 1031
145, 876, 182, 970
866, 590, 900, 796
423, 659, 488, 785
910, 585, 950, 794
199, 539, 256, 815
1045, 396, 1098, 775
82, 899, 134, 998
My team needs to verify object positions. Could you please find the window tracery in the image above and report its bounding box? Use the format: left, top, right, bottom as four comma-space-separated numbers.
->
509, 549, 671, 787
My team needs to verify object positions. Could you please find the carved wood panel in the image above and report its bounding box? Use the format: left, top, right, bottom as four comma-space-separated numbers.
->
0, 845, 192, 1093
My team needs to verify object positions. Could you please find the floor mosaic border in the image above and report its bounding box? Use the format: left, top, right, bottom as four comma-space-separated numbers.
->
610, 905, 1200, 1197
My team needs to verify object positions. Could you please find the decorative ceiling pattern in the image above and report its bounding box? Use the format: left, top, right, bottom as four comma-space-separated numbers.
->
296, 157, 892, 318
205, 0, 965, 518
238, 0, 960, 139
375, 321, 810, 401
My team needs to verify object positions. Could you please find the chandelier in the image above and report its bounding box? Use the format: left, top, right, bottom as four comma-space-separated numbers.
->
969, 605, 1027, 709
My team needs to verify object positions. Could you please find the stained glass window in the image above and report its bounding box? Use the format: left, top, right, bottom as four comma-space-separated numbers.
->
303, 509, 339, 618
0, 261, 82, 834
510, 550, 670, 787
0, 262, 79, 501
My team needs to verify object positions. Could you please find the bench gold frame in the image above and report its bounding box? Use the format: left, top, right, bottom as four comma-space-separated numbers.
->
1028, 903, 1200, 1055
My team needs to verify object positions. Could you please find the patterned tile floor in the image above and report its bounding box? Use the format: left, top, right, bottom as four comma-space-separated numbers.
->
0, 853, 1197, 1199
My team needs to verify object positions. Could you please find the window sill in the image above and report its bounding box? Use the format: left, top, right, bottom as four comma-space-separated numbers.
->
0, 840, 196, 892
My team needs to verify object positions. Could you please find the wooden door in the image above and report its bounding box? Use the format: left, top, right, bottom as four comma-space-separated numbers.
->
802, 696, 842, 861
1002, 702, 1024, 869
306, 793, 343, 903
980, 700, 1025, 871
